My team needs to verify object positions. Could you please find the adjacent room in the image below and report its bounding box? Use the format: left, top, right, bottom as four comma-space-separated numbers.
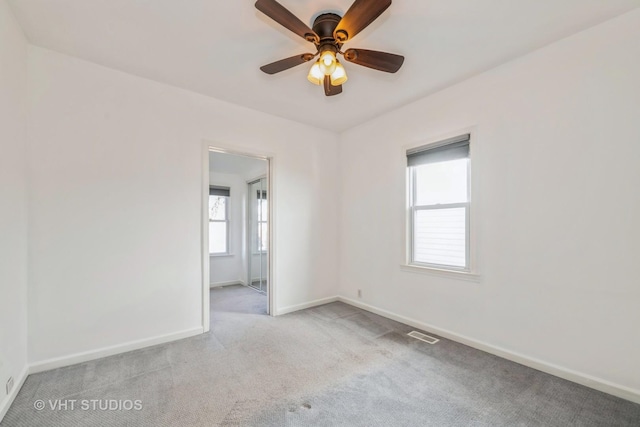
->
208, 151, 270, 314
1, 0, 639, 426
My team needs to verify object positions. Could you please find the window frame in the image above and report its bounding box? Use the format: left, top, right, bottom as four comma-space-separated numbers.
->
253, 189, 268, 254
406, 134, 475, 275
257, 197, 268, 254
409, 162, 471, 272
209, 194, 230, 256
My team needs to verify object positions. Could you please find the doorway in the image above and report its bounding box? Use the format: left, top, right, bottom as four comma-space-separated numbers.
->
204, 147, 272, 327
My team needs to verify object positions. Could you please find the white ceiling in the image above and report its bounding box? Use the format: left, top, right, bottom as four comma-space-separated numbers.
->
210, 151, 266, 177
8, 0, 640, 132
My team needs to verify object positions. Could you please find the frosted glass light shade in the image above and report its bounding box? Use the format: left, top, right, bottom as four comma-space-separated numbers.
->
330, 62, 348, 85
319, 51, 337, 75
307, 62, 323, 85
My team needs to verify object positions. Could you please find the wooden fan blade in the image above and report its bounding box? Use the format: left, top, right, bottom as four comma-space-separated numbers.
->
324, 76, 343, 96
260, 53, 315, 74
255, 0, 319, 43
333, 0, 392, 42
343, 48, 404, 73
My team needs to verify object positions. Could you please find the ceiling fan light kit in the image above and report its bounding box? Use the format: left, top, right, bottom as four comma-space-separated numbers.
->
256, 0, 404, 96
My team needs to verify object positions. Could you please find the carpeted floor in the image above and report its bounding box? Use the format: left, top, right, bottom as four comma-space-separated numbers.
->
3, 284, 640, 426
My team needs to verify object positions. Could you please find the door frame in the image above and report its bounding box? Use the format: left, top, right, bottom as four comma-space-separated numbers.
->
201, 141, 275, 333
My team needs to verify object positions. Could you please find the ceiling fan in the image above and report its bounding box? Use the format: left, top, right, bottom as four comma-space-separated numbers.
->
255, 0, 404, 96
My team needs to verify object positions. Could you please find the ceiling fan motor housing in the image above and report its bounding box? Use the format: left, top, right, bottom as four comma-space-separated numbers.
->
312, 13, 343, 43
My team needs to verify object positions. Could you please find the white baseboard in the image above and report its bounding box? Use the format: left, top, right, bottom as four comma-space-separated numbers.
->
0, 364, 28, 423
210, 280, 245, 288
338, 296, 640, 405
276, 296, 339, 316
29, 327, 203, 374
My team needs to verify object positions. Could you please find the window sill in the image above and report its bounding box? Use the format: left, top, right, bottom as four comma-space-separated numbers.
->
400, 264, 480, 282
210, 253, 234, 258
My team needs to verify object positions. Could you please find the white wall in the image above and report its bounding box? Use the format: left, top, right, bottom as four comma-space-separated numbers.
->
0, 0, 29, 419
339, 9, 640, 396
26, 46, 340, 365
209, 171, 248, 286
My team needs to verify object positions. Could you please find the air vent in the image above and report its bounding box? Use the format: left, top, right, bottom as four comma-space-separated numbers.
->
408, 331, 439, 344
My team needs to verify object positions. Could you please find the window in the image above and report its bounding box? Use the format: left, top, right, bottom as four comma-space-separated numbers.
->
209, 186, 230, 255
255, 189, 267, 253
407, 134, 470, 271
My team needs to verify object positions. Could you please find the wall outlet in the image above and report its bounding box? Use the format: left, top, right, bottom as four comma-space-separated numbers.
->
6, 376, 14, 395
357, 289, 362, 298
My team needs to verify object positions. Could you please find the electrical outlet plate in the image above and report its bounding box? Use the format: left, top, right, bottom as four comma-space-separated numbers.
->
6, 377, 14, 395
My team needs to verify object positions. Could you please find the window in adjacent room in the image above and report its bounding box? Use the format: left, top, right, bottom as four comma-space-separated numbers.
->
407, 134, 470, 271
209, 186, 230, 255
255, 188, 268, 253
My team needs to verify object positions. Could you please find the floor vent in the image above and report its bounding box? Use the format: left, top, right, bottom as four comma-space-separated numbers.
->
408, 331, 439, 344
